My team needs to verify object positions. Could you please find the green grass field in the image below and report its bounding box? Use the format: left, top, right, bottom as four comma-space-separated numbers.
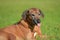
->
0, 0, 60, 40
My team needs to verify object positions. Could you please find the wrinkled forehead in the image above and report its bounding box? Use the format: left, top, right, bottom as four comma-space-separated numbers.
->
29, 8, 40, 14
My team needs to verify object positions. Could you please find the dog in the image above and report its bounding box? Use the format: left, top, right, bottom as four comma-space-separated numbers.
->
0, 8, 44, 40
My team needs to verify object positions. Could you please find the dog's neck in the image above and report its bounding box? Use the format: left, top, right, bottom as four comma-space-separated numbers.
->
20, 20, 29, 28
22, 19, 35, 31
16, 19, 35, 31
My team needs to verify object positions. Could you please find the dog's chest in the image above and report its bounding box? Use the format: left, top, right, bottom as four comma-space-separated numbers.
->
26, 29, 36, 40
16, 26, 34, 40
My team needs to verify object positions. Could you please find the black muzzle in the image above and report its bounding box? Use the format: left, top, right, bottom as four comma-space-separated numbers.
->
32, 16, 41, 25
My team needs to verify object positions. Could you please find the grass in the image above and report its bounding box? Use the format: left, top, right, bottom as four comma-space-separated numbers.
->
0, 0, 60, 40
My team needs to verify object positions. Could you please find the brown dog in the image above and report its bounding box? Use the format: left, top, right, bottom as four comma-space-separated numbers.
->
0, 8, 44, 40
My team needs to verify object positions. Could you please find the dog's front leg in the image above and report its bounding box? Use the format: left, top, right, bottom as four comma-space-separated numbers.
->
33, 26, 46, 39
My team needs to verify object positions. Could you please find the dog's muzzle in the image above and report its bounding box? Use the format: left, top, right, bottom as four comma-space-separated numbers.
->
32, 16, 41, 27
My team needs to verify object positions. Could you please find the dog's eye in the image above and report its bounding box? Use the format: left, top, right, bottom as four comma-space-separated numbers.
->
38, 14, 40, 15
31, 14, 35, 16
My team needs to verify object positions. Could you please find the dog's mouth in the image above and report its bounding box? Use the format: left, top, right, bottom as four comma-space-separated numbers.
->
33, 19, 41, 27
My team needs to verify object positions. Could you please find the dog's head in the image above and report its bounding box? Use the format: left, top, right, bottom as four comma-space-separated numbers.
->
22, 8, 44, 27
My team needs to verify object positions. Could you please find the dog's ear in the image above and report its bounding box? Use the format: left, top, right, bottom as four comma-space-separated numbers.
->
39, 9, 44, 18
22, 10, 29, 20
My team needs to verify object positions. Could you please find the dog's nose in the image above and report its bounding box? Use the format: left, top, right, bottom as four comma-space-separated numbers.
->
37, 19, 40, 23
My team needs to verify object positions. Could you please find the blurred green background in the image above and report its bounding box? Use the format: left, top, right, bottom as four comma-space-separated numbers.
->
0, 0, 60, 40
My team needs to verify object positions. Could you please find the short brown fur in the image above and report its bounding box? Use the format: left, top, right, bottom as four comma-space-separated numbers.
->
0, 8, 44, 40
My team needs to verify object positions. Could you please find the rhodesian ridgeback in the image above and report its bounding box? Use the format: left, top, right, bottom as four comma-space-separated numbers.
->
0, 8, 44, 40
